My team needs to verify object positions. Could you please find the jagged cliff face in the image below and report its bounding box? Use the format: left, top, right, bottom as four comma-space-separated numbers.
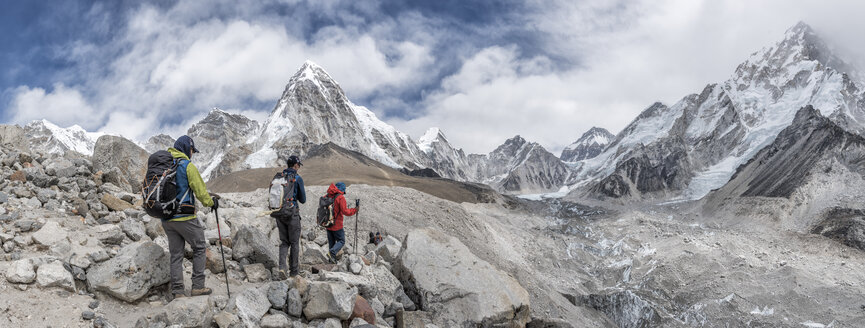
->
709, 105, 865, 199
144, 134, 174, 154
476, 136, 577, 194
561, 127, 614, 162
577, 22, 865, 200
187, 109, 259, 181
416, 128, 476, 181
245, 61, 424, 170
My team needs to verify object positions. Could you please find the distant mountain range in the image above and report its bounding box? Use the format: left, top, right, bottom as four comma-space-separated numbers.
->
17, 22, 865, 200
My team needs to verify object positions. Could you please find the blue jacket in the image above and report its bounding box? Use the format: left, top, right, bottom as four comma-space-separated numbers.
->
283, 168, 306, 208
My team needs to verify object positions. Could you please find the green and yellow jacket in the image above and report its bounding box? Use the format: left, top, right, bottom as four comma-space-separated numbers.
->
168, 148, 214, 222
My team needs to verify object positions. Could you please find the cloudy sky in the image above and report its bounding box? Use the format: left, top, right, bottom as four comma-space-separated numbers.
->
1, 0, 863, 154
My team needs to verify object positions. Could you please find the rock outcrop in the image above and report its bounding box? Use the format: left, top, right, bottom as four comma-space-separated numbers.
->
86, 241, 169, 302
394, 228, 531, 326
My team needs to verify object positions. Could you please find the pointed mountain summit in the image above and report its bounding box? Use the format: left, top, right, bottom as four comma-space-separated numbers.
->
561, 127, 614, 162
188, 108, 260, 180
246, 60, 424, 170
577, 22, 865, 200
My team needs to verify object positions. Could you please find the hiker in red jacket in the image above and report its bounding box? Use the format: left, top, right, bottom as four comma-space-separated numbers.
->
325, 182, 358, 263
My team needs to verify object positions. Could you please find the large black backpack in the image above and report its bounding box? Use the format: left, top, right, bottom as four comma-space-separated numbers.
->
269, 172, 297, 218
316, 195, 336, 228
141, 150, 188, 219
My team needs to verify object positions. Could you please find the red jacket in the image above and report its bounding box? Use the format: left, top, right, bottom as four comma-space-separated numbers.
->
326, 183, 357, 231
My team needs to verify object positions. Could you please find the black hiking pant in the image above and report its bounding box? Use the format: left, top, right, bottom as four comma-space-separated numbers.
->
275, 209, 301, 275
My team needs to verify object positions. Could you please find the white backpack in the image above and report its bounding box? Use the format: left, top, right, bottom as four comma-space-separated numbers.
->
268, 172, 296, 210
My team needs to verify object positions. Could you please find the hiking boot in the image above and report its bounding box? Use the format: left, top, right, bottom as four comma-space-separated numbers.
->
191, 287, 212, 296
277, 269, 288, 280
326, 252, 337, 264
172, 293, 186, 301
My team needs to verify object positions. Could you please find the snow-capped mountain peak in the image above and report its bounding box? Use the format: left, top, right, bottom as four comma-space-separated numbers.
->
561, 127, 614, 162
24, 119, 105, 156
418, 127, 447, 153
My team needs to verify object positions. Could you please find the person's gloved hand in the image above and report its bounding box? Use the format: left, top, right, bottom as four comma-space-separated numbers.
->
211, 198, 219, 210
209, 192, 221, 200
355, 199, 360, 209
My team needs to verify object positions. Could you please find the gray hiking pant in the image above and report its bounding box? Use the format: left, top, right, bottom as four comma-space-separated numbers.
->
161, 218, 206, 294
275, 209, 301, 275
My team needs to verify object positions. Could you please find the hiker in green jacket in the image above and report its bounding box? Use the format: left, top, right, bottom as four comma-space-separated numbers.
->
164, 135, 217, 299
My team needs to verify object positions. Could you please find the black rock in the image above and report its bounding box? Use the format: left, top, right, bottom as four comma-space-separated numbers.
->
89, 300, 100, 309
82, 311, 95, 320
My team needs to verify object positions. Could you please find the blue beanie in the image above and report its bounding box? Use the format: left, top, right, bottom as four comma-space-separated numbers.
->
335, 182, 346, 193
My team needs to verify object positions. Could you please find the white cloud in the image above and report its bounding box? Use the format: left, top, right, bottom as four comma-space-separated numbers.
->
394, 0, 865, 155
8, 84, 102, 130
6, 1, 437, 142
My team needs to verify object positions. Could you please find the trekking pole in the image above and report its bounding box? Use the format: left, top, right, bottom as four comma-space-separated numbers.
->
355, 199, 360, 255
214, 208, 231, 298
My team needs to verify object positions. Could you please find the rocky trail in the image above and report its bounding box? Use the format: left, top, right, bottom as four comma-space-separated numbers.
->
1, 132, 865, 328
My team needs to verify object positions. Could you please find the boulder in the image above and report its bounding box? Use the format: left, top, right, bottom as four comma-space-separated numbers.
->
350, 295, 376, 325
92, 135, 148, 192
349, 318, 370, 327
36, 260, 75, 291
394, 228, 531, 327
233, 286, 270, 327
286, 288, 302, 317
87, 241, 169, 302
303, 245, 329, 264
395, 310, 435, 328
260, 314, 290, 328
120, 218, 147, 241
101, 194, 133, 212
31, 221, 68, 247
243, 263, 270, 283
6, 258, 36, 284
267, 281, 289, 309
233, 225, 278, 269
207, 247, 229, 273
92, 224, 126, 245
308, 318, 342, 328
213, 311, 241, 328
45, 158, 77, 178
163, 295, 214, 328
303, 281, 358, 320
0, 125, 31, 153
374, 236, 401, 264
321, 271, 377, 300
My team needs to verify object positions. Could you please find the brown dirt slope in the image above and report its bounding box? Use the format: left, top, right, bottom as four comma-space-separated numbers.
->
208, 142, 501, 204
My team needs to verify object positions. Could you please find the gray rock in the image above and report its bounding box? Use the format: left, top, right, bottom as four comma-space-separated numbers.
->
395, 289, 415, 311
233, 225, 278, 269
286, 288, 302, 317
86, 241, 169, 302
267, 281, 289, 309
14, 219, 35, 232
36, 189, 57, 204
244, 263, 270, 283
31, 221, 68, 247
93, 224, 125, 245
163, 295, 214, 328
213, 311, 240, 328
303, 245, 329, 264
36, 260, 75, 291
394, 228, 531, 326
0, 191, 7, 203
82, 311, 96, 320
260, 314, 290, 328
92, 135, 148, 192
370, 297, 385, 317
349, 318, 369, 327
303, 281, 358, 320
45, 158, 78, 178
120, 218, 147, 241
233, 286, 270, 327
308, 318, 342, 328
5, 258, 36, 284
374, 236, 401, 264
384, 302, 403, 318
